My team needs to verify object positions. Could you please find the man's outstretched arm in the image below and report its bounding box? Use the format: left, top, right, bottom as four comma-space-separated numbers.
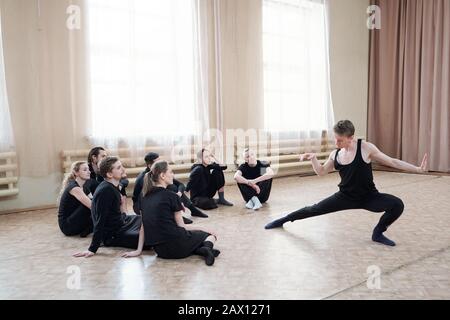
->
300, 151, 336, 177
366, 142, 428, 173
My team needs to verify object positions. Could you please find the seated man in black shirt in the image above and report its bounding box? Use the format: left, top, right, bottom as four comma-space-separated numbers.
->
74, 156, 141, 258
186, 148, 233, 210
234, 148, 274, 211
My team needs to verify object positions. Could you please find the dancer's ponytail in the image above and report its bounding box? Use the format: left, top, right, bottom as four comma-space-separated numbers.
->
142, 161, 169, 197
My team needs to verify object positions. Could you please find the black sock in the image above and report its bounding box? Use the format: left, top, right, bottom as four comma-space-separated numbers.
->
212, 249, 221, 257
372, 226, 396, 246
201, 241, 220, 257
189, 205, 208, 218
372, 233, 396, 246
264, 216, 290, 229
218, 192, 233, 206
194, 245, 215, 266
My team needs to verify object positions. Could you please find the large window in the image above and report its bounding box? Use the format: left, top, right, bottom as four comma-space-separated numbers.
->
87, 0, 199, 140
263, 0, 332, 133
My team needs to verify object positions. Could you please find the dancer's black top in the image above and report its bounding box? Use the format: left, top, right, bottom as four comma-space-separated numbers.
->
86, 163, 104, 195
133, 167, 186, 204
58, 180, 89, 220
89, 181, 127, 253
186, 163, 226, 199
141, 187, 186, 246
132, 168, 148, 204
238, 160, 270, 180
334, 139, 378, 200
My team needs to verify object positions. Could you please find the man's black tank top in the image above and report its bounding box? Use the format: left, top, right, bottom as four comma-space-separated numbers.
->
334, 139, 378, 199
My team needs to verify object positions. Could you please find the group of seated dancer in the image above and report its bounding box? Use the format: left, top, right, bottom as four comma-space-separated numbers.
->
132, 152, 208, 222
58, 146, 221, 265
265, 120, 428, 247
234, 148, 274, 210
70, 156, 220, 266
58, 147, 129, 238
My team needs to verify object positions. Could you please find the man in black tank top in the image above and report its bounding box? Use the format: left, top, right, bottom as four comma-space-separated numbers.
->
265, 120, 428, 247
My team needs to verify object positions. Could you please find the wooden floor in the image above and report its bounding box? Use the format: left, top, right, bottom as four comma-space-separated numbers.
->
0, 172, 449, 300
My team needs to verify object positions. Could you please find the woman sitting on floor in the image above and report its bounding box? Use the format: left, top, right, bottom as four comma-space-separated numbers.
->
132, 152, 207, 220
57, 161, 93, 237
185, 148, 233, 210
123, 161, 220, 266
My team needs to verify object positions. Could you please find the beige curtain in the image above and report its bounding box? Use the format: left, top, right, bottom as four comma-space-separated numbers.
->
1, 0, 91, 177
368, 0, 450, 172
0, 6, 14, 152
1, 0, 217, 177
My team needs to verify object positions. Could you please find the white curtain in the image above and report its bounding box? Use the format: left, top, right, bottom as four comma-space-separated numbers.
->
84, 0, 210, 161
0, 11, 14, 152
262, 0, 334, 143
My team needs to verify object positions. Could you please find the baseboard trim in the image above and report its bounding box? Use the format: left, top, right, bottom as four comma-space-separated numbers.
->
0, 204, 57, 216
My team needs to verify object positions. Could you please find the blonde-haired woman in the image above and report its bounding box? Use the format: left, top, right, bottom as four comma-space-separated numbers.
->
58, 161, 93, 237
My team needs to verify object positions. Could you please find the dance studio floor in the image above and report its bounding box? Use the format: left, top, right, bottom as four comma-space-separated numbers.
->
1, 171, 449, 300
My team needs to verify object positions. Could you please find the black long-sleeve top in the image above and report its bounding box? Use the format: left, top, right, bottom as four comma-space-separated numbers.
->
88, 181, 127, 253
186, 163, 225, 199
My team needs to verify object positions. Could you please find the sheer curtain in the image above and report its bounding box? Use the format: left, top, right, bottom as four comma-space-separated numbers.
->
262, 0, 334, 145
85, 0, 210, 161
0, 11, 14, 152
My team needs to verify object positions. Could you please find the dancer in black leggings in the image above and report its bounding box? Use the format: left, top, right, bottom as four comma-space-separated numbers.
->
186, 148, 233, 210
74, 157, 141, 258
234, 148, 274, 211
265, 120, 428, 247
122, 161, 220, 266
58, 161, 93, 237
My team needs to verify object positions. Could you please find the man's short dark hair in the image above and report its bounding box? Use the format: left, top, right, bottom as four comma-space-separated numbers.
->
99, 156, 119, 178
333, 120, 355, 137
144, 152, 160, 165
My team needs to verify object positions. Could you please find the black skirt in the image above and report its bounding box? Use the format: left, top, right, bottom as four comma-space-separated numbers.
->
154, 230, 210, 259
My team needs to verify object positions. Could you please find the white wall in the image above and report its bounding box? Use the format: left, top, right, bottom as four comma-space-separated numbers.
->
328, 0, 370, 137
